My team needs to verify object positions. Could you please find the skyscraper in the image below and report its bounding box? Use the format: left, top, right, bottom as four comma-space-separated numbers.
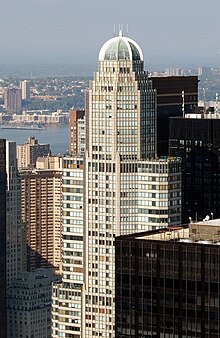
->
169, 113, 220, 223
0, 139, 7, 338
52, 156, 84, 336
52, 32, 181, 338
5, 141, 22, 286
150, 76, 198, 155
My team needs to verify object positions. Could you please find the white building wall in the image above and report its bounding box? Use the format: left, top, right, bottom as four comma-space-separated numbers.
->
52, 157, 84, 337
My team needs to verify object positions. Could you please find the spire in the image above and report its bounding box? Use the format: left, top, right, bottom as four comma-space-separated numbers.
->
119, 29, 123, 37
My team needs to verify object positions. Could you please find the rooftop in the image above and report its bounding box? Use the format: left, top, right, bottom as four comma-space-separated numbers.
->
119, 219, 220, 245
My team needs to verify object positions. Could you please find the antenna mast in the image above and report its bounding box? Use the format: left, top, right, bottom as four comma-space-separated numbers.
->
182, 91, 185, 117
215, 92, 218, 115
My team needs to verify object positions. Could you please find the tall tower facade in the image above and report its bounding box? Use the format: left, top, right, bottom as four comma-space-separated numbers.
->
52, 33, 181, 338
85, 31, 156, 160
21, 169, 62, 271
82, 33, 180, 338
6, 141, 22, 286
0, 139, 7, 338
52, 156, 84, 336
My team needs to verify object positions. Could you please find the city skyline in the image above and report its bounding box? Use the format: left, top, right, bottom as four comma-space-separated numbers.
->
1, 0, 220, 68
1, 16, 220, 335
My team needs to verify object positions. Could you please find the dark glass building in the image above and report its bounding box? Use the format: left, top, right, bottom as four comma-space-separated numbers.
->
150, 76, 198, 156
0, 139, 7, 338
169, 115, 220, 223
115, 220, 220, 338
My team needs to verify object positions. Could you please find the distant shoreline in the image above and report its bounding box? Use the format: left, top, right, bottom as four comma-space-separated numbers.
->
0, 123, 69, 129
0, 125, 69, 154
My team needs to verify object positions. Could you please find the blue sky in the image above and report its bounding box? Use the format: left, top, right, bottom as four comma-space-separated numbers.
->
1, 0, 220, 69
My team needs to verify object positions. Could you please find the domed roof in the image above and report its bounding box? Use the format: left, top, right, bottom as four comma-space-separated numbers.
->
99, 31, 144, 62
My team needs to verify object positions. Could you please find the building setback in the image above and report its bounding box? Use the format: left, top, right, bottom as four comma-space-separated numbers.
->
115, 219, 220, 338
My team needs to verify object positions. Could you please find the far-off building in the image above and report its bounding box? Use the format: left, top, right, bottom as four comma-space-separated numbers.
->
17, 136, 51, 170
115, 219, 220, 338
4, 87, 22, 113
20, 80, 31, 100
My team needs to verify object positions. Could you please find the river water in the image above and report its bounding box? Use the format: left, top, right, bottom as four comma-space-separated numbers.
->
0, 125, 70, 155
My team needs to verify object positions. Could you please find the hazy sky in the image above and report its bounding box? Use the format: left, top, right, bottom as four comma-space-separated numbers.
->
1, 0, 220, 69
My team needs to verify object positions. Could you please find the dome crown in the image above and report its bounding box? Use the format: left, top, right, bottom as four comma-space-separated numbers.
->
99, 31, 143, 62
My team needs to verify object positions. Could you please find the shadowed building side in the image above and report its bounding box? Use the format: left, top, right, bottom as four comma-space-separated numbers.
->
169, 115, 220, 223
0, 139, 7, 338
150, 76, 198, 156
115, 220, 220, 337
